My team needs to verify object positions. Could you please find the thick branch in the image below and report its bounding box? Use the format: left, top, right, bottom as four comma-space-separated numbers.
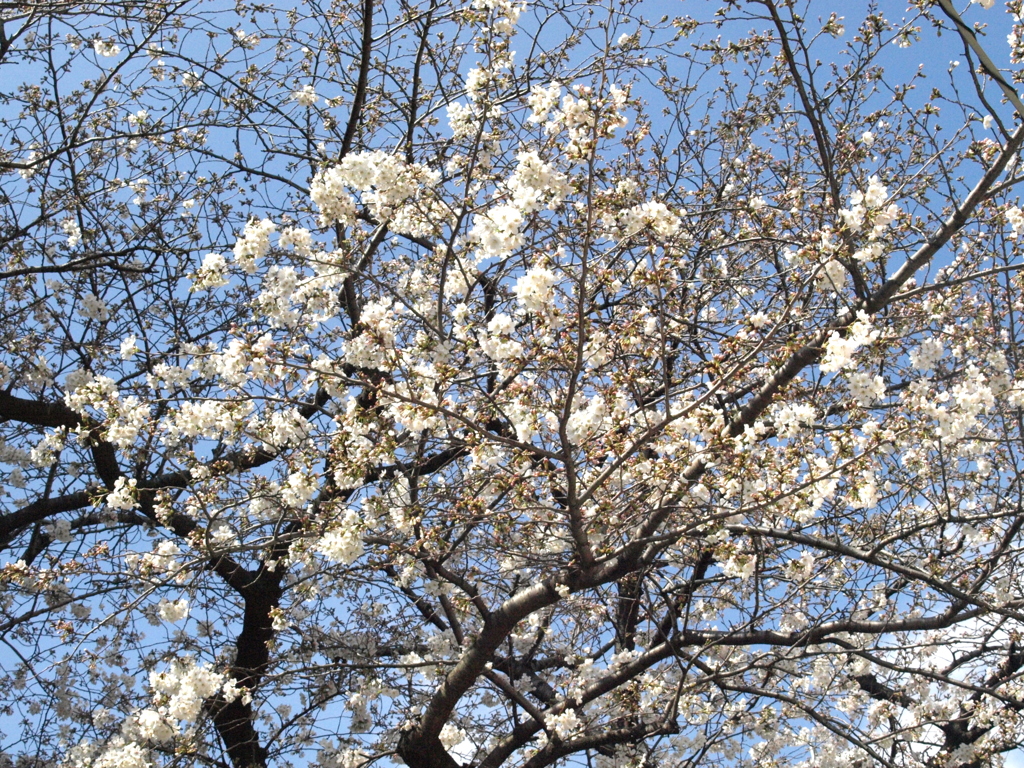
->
0, 391, 81, 429
208, 563, 286, 768
340, 0, 374, 157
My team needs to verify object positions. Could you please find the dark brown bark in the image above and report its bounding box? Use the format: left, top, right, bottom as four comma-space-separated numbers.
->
0, 391, 81, 429
208, 564, 286, 768
398, 728, 463, 768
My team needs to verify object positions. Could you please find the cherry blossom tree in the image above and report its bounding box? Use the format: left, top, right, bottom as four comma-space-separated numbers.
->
5, 1, 1024, 767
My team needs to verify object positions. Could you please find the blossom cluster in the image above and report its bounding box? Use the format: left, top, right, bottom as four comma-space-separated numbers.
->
63, 371, 151, 451
292, 84, 318, 106
469, 204, 524, 261
162, 399, 252, 444
906, 363, 999, 443
310, 151, 441, 235
93, 38, 121, 57
838, 175, 899, 239
147, 659, 238, 722
565, 394, 609, 444
513, 264, 558, 314
909, 337, 944, 371
506, 151, 569, 213
193, 252, 229, 290
61, 218, 82, 248
1006, 205, 1024, 239
477, 312, 524, 363
606, 200, 682, 240
75, 660, 240, 768
105, 477, 139, 511
316, 510, 364, 564
472, 0, 524, 37
344, 298, 398, 369
233, 217, 277, 274
539, 84, 630, 158
819, 312, 879, 373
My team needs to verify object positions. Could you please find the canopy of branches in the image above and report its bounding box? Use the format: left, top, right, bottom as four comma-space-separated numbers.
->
3, 1, 1024, 767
